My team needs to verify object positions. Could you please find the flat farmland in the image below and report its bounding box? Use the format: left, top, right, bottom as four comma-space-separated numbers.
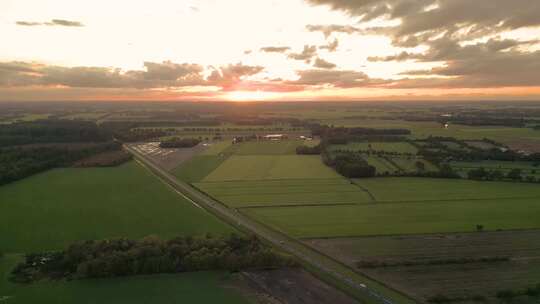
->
363, 156, 399, 174
173, 155, 228, 182
243, 198, 540, 238
354, 177, 540, 202
201, 140, 233, 155
0, 255, 252, 304
227, 140, 303, 155
305, 231, 540, 303
330, 142, 418, 154
203, 155, 341, 181
0, 161, 234, 253
389, 158, 438, 173
195, 179, 373, 208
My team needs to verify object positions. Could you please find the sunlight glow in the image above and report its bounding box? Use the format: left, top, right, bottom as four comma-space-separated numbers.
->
226, 90, 280, 102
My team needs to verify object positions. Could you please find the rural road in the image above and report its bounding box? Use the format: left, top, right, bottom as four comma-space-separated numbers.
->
125, 144, 402, 304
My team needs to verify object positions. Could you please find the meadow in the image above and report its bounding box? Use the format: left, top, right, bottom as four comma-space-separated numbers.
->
228, 140, 302, 155
0, 161, 234, 253
354, 177, 540, 202
203, 155, 340, 181
195, 179, 373, 208
173, 155, 228, 182
243, 197, 540, 238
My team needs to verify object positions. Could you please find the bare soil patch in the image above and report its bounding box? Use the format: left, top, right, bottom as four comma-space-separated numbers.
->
241, 268, 358, 304
305, 230, 540, 303
73, 150, 132, 167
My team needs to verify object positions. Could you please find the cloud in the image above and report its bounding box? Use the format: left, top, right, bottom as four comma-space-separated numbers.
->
313, 58, 337, 69
375, 37, 540, 88
288, 45, 318, 62
260, 46, 291, 53
16, 19, 84, 27
306, 24, 361, 38
206, 63, 265, 90
0, 61, 264, 90
319, 38, 339, 52
289, 69, 383, 88
306, 0, 540, 47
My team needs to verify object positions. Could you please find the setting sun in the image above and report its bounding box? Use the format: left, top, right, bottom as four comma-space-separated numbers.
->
226, 90, 279, 102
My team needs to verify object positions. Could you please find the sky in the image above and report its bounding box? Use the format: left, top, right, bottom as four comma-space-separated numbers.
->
1, 0, 540, 102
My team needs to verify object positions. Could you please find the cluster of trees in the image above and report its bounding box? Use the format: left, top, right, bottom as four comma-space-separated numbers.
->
312, 126, 411, 145
159, 138, 201, 148
467, 168, 523, 181
11, 234, 296, 283
73, 150, 133, 168
0, 120, 110, 147
445, 117, 526, 127
296, 144, 322, 155
496, 284, 540, 301
325, 153, 376, 178
417, 137, 540, 164
428, 294, 487, 304
0, 142, 123, 186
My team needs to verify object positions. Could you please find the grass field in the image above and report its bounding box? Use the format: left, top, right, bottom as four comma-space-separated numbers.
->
0, 161, 235, 253
306, 230, 540, 303
195, 179, 373, 208
330, 142, 418, 154
173, 155, 228, 182
201, 141, 233, 155
203, 155, 340, 181
243, 197, 540, 238
387, 158, 438, 173
363, 156, 399, 174
226, 140, 303, 155
354, 177, 540, 202
0, 255, 252, 304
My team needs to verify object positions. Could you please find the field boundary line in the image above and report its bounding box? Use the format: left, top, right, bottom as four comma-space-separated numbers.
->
349, 180, 377, 202
297, 227, 540, 240
237, 202, 360, 209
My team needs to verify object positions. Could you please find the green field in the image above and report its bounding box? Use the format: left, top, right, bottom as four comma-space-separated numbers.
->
227, 140, 302, 155
201, 141, 233, 155
0, 161, 234, 253
363, 156, 399, 174
173, 155, 228, 182
244, 197, 540, 238
0, 255, 251, 304
330, 142, 418, 154
203, 155, 340, 181
388, 158, 438, 173
195, 179, 373, 208
354, 177, 540, 202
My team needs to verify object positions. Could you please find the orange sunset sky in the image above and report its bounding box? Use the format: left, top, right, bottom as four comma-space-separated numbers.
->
1, 0, 540, 102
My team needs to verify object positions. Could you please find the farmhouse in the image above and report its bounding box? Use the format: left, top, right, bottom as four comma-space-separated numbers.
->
264, 134, 287, 141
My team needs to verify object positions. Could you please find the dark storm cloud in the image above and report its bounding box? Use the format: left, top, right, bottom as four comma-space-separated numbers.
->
260, 46, 291, 53
16, 19, 85, 27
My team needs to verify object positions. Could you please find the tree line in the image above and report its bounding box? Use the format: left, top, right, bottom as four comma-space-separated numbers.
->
11, 234, 297, 283
160, 137, 201, 148
0, 142, 123, 186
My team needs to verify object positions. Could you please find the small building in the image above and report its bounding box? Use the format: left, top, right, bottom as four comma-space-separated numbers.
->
264, 134, 287, 141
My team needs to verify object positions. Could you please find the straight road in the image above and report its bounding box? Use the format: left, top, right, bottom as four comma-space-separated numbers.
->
125, 144, 411, 304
